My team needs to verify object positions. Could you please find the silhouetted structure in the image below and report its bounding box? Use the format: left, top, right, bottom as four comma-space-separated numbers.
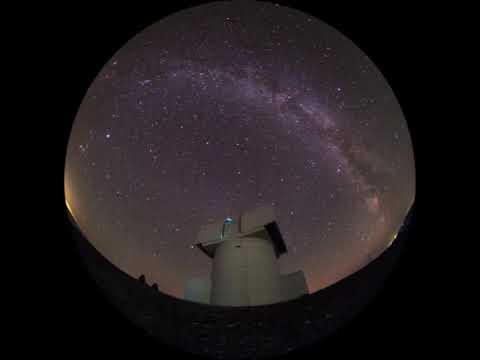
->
187, 206, 308, 306
71, 214, 407, 359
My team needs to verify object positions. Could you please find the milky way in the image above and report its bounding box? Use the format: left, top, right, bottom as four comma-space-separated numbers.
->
64, 1, 415, 298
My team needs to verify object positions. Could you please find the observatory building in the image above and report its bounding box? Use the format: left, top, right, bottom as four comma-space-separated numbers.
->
185, 206, 308, 306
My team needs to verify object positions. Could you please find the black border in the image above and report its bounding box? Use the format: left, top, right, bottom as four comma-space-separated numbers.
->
35, 1, 434, 358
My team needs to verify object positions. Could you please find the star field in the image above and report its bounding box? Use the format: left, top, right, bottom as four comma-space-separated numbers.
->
64, 2, 415, 298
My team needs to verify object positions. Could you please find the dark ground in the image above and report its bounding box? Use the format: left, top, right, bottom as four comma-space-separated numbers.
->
61, 205, 418, 359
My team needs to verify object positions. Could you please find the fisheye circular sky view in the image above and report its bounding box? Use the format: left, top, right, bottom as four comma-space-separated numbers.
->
64, 1, 415, 298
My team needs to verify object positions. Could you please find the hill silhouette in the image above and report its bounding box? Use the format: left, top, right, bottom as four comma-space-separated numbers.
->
70, 213, 410, 359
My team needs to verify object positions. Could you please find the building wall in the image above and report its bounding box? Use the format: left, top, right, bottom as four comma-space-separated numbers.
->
210, 238, 249, 306
245, 237, 283, 305
210, 237, 283, 306
281, 270, 308, 302
184, 277, 211, 304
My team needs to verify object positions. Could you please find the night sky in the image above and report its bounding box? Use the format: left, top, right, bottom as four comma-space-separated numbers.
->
64, 1, 415, 299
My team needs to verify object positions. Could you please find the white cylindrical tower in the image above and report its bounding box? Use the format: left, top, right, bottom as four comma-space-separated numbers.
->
210, 234, 283, 306
210, 237, 249, 306
190, 206, 307, 306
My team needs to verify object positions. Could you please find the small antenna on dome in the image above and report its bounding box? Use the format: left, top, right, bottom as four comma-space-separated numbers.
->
221, 217, 234, 240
